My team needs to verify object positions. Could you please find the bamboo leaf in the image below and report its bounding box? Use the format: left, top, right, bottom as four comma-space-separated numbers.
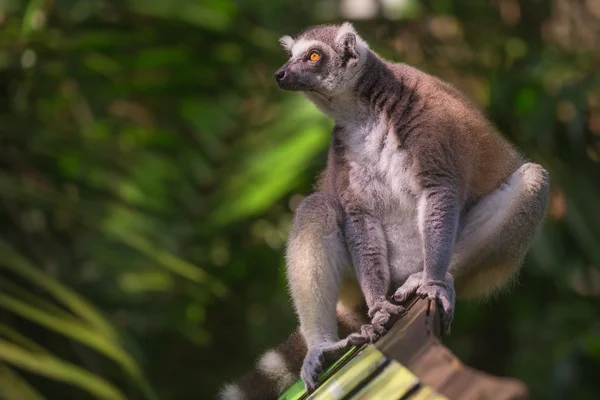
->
0, 240, 114, 337
0, 363, 46, 400
0, 324, 48, 354
0, 279, 80, 324
0, 340, 125, 400
0, 240, 157, 399
0, 293, 143, 391
0, 176, 227, 298
101, 223, 228, 298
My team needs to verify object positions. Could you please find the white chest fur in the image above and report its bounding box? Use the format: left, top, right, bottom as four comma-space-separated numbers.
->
343, 119, 419, 220
342, 118, 425, 283
342, 118, 424, 283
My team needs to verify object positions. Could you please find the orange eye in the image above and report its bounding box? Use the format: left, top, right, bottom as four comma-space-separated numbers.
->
309, 51, 320, 62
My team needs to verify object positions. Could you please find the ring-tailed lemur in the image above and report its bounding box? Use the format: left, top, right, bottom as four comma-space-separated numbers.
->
219, 22, 549, 400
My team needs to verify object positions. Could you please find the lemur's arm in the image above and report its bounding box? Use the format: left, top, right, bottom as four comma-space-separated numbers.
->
419, 185, 460, 284
393, 135, 463, 330
342, 201, 403, 338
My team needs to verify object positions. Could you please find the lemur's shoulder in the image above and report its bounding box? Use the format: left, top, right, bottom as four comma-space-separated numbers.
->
383, 61, 523, 200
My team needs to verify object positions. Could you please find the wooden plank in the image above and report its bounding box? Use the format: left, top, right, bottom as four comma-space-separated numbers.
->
278, 296, 529, 400
279, 379, 308, 400
306, 346, 386, 400
377, 298, 528, 400
375, 298, 440, 367
405, 341, 462, 393
351, 360, 419, 400
278, 346, 361, 400
408, 386, 449, 400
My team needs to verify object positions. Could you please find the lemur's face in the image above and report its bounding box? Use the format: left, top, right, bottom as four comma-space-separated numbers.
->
275, 23, 363, 96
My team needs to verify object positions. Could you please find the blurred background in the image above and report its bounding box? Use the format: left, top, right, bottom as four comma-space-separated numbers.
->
0, 0, 600, 399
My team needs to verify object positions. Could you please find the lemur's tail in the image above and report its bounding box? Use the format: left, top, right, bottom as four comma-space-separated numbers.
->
218, 328, 306, 400
218, 305, 367, 400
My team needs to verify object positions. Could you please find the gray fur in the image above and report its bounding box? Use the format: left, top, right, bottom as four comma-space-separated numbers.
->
221, 22, 550, 399
286, 192, 351, 348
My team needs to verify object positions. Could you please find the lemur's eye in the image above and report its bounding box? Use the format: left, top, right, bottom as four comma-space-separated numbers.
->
309, 51, 321, 62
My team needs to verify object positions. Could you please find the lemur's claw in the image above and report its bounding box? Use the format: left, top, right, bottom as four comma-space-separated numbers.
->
393, 271, 455, 333
345, 297, 406, 350
301, 339, 351, 392
367, 297, 405, 320
348, 323, 379, 345
392, 272, 423, 303
349, 297, 406, 341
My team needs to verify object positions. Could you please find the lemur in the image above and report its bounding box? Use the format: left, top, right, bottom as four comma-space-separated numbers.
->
219, 22, 549, 400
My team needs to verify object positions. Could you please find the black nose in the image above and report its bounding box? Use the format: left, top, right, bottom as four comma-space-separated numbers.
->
275, 69, 286, 82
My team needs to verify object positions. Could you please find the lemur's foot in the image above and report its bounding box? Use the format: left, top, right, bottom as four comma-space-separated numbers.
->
393, 271, 455, 333
301, 339, 351, 392
347, 297, 405, 346
368, 297, 405, 335
347, 323, 379, 345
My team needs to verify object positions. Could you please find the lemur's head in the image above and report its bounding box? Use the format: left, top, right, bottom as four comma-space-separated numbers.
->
275, 23, 369, 96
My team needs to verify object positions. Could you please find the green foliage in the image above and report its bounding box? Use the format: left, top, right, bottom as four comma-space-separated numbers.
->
0, 0, 599, 399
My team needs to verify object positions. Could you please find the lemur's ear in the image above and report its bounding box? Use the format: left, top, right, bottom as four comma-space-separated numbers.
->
279, 35, 294, 55
335, 22, 359, 64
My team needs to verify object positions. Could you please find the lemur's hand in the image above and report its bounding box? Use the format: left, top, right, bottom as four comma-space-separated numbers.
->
393, 271, 455, 333
301, 339, 352, 392
347, 297, 405, 346
368, 297, 405, 335
347, 324, 379, 345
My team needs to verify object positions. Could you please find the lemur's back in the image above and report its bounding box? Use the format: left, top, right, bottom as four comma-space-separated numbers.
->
317, 61, 523, 204
388, 62, 524, 199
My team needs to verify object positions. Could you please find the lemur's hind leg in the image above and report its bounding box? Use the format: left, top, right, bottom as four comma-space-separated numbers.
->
449, 162, 549, 298
286, 193, 358, 391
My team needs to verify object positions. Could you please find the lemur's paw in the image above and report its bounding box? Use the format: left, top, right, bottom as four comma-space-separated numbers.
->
416, 278, 455, 332
367, 297, 405, 336
392, 272, 423, 302
347, 323, 379, 345
301, 339, 351, 392
393, 272, 455, 333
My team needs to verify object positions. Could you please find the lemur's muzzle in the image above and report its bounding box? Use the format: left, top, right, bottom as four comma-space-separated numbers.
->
274, 60, 302, 91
